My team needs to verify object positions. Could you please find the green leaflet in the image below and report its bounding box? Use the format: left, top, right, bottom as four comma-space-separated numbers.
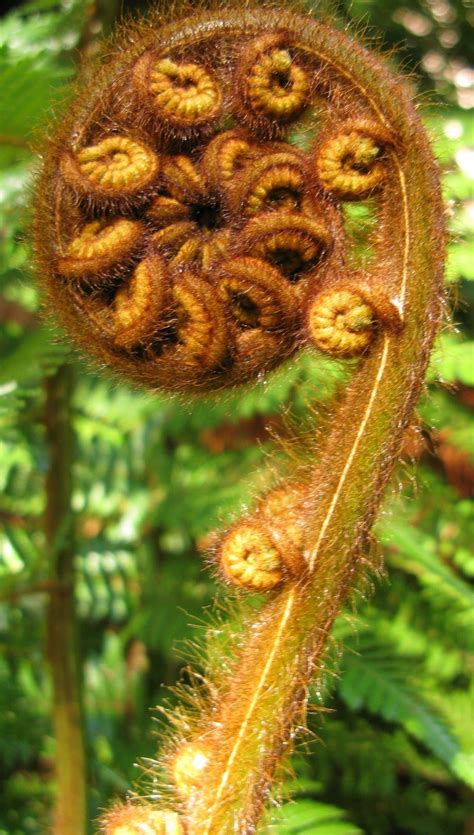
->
0, 328, 69, 388
267, 798, 363, 834
0, 52, 71, 145
380, 518, 474, 614
429, 337, 474, 387
337, 639, 473, 788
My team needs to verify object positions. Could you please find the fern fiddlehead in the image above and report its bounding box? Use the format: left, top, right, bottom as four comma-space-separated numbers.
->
34, 4, 445, 833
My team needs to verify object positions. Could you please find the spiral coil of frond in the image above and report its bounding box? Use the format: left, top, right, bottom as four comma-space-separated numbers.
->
35, 9, 399, 395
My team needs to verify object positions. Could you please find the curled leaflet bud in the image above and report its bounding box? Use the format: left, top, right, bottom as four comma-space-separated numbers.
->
149, 156, 229, 271
239, 211, 332, 280
56, 219, 144, 282
152, 273, 229, 388
101, 803, 184, 835
171, 742, 211, 799
216, 256, 297, 331
133, 53, 222, 141
160, 156, 208, 205
306, 281, 403, 358
146, 196, 190, 227
213, 484, 310, 592
85, 254, 169, 350
308, 288, 375, 357
315, 121, 394, 200
231, 148, 309, 216
234, 33, 311, 136
219, 521, 284, 591
201, 130, 259, 196
59, 135, 160, 208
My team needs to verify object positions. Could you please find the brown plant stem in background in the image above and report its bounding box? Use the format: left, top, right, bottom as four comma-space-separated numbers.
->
44, 365, 87, 835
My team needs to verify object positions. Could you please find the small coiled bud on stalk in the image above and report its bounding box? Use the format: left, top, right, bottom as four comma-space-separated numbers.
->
101, 803, 184, 835
219, 521, 284, 591
218, 482, 310, 591
171, 742, 211, 799
307, 287, 376, 358
306, 281, 403, 358
258, 482, 310, 575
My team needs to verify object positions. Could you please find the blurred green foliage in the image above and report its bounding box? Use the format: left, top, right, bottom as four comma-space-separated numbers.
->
0, 0, 472, 833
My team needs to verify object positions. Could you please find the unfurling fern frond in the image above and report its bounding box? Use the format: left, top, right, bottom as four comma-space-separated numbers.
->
33, 3, 446, 832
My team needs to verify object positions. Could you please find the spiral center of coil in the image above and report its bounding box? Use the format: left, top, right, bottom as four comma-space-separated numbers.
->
271, 69, 292, 92
190, 200, 222, 232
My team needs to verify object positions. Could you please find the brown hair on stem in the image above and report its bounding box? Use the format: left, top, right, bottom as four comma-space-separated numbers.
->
33, 2, 445, 832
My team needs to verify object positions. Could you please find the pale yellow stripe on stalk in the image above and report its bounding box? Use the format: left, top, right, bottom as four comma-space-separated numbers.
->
307, 335, 390, 572
392, 158, 411, 310
202, 589, 297, 835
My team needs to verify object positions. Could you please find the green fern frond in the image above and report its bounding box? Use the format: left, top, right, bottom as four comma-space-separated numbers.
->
267, 797, 363, 834
379, 519, 474, 616
337, 637, 472, 787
